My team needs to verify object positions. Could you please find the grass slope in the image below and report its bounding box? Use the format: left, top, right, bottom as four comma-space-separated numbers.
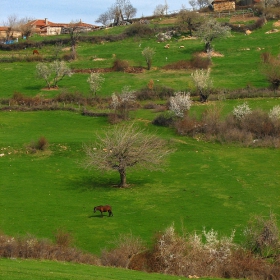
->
0, 20, 279, 97
2, 258, 212, 280
1, 107, 280, 255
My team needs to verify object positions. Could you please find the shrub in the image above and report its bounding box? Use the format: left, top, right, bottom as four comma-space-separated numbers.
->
201, 104, 223, 135
152, 112, 174, 127
124, 23, 154, 37
112, 58, 130, 72
174, 115, 201, 136
241, 109, 278, 138
190, 53, 212, 69
27, 136, 49, 153
243, 213, 280, 258
54, 228, 74, 247
100, 233, 145, 268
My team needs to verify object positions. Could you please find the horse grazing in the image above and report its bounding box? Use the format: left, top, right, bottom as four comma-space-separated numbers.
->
33, 49, 40, 55
94, 205, 113, 217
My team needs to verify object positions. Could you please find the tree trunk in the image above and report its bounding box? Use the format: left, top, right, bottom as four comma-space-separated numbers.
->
119, 168, 127, 187
205, 41, 211, 53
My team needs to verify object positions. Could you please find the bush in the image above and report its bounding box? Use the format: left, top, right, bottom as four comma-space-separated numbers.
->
112, 58, 130, 72
124, 23, 154, 37
190, 53, 212, 69
100, 233, 145, 268
243, 213, 280, 258
27, 136, 49, 153
174, 115, 201, 136
152, 112, 174, 127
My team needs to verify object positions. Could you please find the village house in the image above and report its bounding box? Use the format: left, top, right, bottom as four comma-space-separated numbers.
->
26, 18, 99, 35
0, 18, 99, 41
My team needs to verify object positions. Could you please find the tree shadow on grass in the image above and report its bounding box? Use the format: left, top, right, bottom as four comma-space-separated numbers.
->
67, 172, 151, 192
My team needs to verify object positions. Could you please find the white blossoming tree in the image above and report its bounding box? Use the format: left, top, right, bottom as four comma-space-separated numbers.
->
36, 60, 72, 89
269, 105, 280, 121
191, 68, 212, 102
169, 92, 192, 118
87, 72, 105, 96
232, 102, 252, 120
111, 86, 136, 120
195, 18, 231, 53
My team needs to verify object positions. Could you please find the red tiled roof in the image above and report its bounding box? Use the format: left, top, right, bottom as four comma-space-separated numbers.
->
0, 27, 9, 31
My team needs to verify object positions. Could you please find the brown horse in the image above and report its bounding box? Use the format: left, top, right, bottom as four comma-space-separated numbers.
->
94, 205, 113, 217
33, 49, 40, 55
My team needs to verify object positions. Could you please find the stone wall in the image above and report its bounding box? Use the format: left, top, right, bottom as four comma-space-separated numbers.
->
213, 1, 235, 12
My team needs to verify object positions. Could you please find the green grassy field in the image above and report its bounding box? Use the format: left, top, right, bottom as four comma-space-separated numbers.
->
2, 258, 216, 280
0, 20, 279, 97
1, 17, 280, 279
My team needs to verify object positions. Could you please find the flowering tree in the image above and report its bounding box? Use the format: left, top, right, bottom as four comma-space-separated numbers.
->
36, 60, 72, 89
142, 47, 155, 70
169, 92, 192, 118
195, 18, 231, 53
87, 73, 105, 96
111, 86, 136, 120
269, 105, 280, 120
83, 123, 173, 187
191, 68, 212, 102
232, 102, 252, 120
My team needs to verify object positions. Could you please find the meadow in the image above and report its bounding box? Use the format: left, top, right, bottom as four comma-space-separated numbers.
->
0, 15, 280, 279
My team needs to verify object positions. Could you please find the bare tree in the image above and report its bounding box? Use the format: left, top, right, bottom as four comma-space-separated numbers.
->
177, 10, 202, 36
154, 4, 166, 16
68, 21, 81, 60
96, 12, 111, 26
142, 47, 155, 70
194, 18, 231, 53
36, 60, 72, 89
2, 14, 18, 40
83, 123, 173, 187
189, 0, 198, 11
96, 0, 137, 26
261, 52, 280, 92
18, 17, 35, 39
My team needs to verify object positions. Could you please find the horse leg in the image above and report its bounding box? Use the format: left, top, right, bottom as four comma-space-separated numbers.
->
109, 211, 113, 217
100, 211, 103, 218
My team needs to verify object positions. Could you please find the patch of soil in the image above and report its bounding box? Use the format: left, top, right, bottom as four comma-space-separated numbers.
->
199, 51, 224, 57
41, 87, 59, 91
229, 16, 259, 23
274, 20, 280, 27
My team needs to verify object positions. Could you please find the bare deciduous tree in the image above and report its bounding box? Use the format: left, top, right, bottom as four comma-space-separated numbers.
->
96, 0, 137, 26
176, 10, 202, 36
83, 123, 173, 187
17, 17, 35, 39
36, 60, 72, 89
2, 14, 18, 40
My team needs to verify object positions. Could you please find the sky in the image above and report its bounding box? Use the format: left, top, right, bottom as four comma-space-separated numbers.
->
0, 0, 191, 26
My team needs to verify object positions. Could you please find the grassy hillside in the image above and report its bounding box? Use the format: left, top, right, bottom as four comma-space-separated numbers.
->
0, 15, 280, 280
1, 258, 207, 280
0, 20, 279, 98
